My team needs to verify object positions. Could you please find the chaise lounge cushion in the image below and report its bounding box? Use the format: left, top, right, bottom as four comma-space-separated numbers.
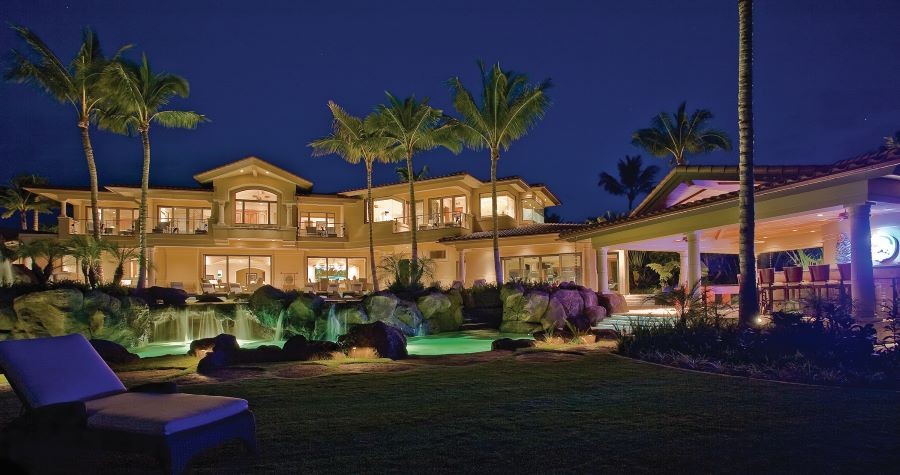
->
0, 334, 126, 408
84, 392, 249, 435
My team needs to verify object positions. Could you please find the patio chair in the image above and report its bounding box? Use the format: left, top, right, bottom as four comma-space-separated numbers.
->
229, 282, 243, 294
201, 283, 215, 294
0, 334, 256, 474
169, 282, 184, 290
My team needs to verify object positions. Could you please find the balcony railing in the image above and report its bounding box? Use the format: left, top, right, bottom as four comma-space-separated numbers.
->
393, 213, 472, 233
70, 218, 211, 236
298, 222, 346, 239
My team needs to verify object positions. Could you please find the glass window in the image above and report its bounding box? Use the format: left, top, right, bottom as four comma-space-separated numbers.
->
502, 253, 582, 285
480, 193, 516, 219
428, 195, 467, 226
299, 211, 336, 235
306, 257, 367, 284
372, 198, 404, 222
522, 196, 545, 223
204, 255, 271, 291
157, 207, 210, 234
234, 189, 278, 225
86, 207, 139, 235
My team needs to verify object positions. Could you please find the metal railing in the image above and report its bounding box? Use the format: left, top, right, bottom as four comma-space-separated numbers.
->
297, 222, 346, 238
392, 213, 472, 233
70, 218, 211, 236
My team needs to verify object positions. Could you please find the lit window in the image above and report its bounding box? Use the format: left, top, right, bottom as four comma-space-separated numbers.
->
372, 198, 405, 222
480, 194, 516, 219
234, 189, 278, 225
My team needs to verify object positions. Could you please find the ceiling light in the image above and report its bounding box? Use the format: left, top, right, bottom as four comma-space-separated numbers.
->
816, 213, 823, 217
792, 229, 798, 232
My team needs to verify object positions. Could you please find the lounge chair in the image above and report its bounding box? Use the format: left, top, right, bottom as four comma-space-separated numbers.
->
0, 334, 256, 474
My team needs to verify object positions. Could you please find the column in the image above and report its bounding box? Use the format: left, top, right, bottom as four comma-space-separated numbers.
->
60, 199, 68, 217
284, 202, 295, 227
216, 200, 226, 225
686, 231, 701, 288
457, 249, 467, 284
619, 250, 630, 294
597, 247, 609, 293
147, 247, 156, 287
848, 202, 875, 321
679, 251, 689, 287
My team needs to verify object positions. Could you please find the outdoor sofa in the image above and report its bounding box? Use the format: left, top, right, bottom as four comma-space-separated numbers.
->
0, 334, 256, 474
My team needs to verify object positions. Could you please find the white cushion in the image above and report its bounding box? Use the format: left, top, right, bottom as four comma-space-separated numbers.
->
84, 392, 248, 435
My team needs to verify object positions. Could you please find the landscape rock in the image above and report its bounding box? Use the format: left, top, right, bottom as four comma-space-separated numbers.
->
499, 320, 542, 334
196, 333, 242, 374
286, 293, 324, 329
132, 286, 188, 308
365, 293, 400, 322
566, 314, 592, 332
551, 288, 585, 318
247, 285, 288, 328
579, 289, 599, 309
188, 337, 217, 356
542, 298, 568, 330
12, 288, 84, 338
90, 339, 139, 364
418, 292, 462, 333
585, 305, 607, 325
491, 338, 536, 351
338, 321, 407, 360
600, 292, 628, 314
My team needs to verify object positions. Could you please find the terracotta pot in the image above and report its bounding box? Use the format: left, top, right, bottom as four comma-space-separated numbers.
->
783, 266, 804, 283
757, 268, 775, 285
838, 263, 851, 281
809, 264, 831, 282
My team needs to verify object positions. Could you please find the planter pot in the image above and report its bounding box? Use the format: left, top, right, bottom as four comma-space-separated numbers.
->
838, 263, 851, 281
758, 268, 775, 285
809, 264, 831, 282
783, 266, 804, 283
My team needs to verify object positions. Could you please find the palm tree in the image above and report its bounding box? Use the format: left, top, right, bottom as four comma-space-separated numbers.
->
882, 131, 900, 151
6, 26, 129, 243
632, 101, 732, 166
396, 165, 429, 183
67, 234, 107, 288
0, 174, 50, 230
16, 238, 67, 285
309, 101, 392, 292
737, 0, 759, 324
449, 62, 551, 285
368, 93, 460, 266
98, 54, 205, 289
598, 155, 660, 210
106, 243, 137, 286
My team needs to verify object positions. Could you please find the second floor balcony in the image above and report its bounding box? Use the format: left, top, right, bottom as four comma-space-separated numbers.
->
68, 217, 211, 236
297, 222, 347, 240
392, 213, 473, 233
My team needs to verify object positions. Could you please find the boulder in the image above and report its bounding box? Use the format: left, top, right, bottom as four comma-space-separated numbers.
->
600, 292, 628, 314
585, 305, 607, 325
303, 340, 341, 359
579, 288, 599, 309
338, 305, 368, 325
12, 288, 83, 338
338, 321, 407, 360
417, 293, 452, 320
551, 288, 584, 318
132, 286, 188, 308
521, 291, 550, 323
84, 290, 120, 315
499, 321, 542, 334
0, 307, 16, 332
286, 293, 324, 328
419, 292, 462, 333
566, 314, 592, 332
196, 333, 242, 374
542, 298, 568, 331
247, 285, 288, 328
11, 264, 37, 285
491, 338, 536, 351
188, 337, 217, 356
499, 283, 525, 304
365, 293, 400, 322
385, 302, 424, 336
90, 339, 139, 364
233, 345, 284, 364
501, 288, 526, 321
282, 334, 308, 358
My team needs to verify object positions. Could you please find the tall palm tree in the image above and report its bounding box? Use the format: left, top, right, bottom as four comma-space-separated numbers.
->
309, 101, 392, 292
98, 54, 205, 289
396, 165, 429, 183
67, 234, 107, 288
737, 0, 759, 324
632, 101, 732, 166
6, 26, 129, 243
0, 174, 49, 230
598, 155, 660, 210
105, 242, 137, 287
16, 238, 67, 285
449, 62, 551, 285
368, 93, 460, 266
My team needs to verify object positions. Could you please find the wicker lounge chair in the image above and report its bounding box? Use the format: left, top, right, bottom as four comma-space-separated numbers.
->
0, 334, 256, 474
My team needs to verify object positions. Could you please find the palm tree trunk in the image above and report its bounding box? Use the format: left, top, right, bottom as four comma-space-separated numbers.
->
491, 150, 503, 285
19, 211, 27, 230
738, 0, 759, 324
79, 121, 103, 282
32, 209, 39, 231
366, 161, 379, 292
406, 153, 418, 265
137, 127, 151, 289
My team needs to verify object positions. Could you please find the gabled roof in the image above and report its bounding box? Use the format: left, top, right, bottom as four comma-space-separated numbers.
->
192, 156, 313, 190
563, 148, 900, 241
438, 223, 586, 243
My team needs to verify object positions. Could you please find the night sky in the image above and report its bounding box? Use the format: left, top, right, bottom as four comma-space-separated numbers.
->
1, 0, 898, 224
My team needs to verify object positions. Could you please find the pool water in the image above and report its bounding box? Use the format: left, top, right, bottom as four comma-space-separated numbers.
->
132, 330, 532, 358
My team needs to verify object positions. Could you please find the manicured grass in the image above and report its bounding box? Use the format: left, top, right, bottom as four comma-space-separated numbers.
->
2, 351, 898, 473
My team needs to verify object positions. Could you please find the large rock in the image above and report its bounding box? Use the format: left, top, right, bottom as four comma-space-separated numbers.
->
338, 305, 368, 325
491, 338, 536, 351
499, 321, 542, 334
247, 285, 288, 328
286, 293, 324, 329
418, 292, 462, 333
551, 289, 584, 318
188, 337, 217, 356
90, 339, 139, 364
365, 293, 400, 322
338, 321, 407, 360
12, 289, 84, 338
417, 293, 451, 320
600, 292, 627, 314
585, 305, 607, 325
196, 334, 242, 374
501, 288, 526, 321
522, 291, 550, 323
385, 302, 424, 336
579, 289, 599, 309
542, 298, 568, 331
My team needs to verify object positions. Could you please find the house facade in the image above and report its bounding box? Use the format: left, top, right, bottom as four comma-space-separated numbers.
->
26, 157, 594, 293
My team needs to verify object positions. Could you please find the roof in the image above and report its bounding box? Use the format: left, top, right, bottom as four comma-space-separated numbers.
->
438, 223, 587, 243
192, 156, 314, 190
562, 148, 900, 241
104, 184, 213, 192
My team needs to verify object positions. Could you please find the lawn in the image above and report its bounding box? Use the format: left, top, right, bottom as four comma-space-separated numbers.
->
1, 350, 898, 473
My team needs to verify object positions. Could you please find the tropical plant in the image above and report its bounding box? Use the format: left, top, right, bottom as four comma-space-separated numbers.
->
368, 93, 460, 266
98, 53, 205, 289
785, 249, 823, 268
309, 101, 393, 292
0, 241, 15, 285
105, 243, 137, 286
0, 174, 53, 230
631, 101, 732, 166
378, 253, 436, 294
66, 234, 108, 288
646, 260, 680, 289
882, 131, 900, 151
737, 0, 760, 326
15, 238, 68, 285
396, 165, 428, 182
6, 26, 130, 244
598, 155, 660, 210
449, 62, 551, 285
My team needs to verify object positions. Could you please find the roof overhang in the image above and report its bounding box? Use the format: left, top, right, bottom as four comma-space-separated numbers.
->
192, 156, 313, 190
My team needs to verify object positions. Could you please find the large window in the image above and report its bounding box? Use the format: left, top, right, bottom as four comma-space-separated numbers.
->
157, 206, 211, 234
204, 255, 271, 292
234, 189, 278, 225
428, 195, 467, 226
371, 198, 404, 222
522, 196, 545, 223
502, 253, 582, 285
299, 211, 339, 236
306, 257, 366, 285
86, 207, 139, 235
480, 193, 516, 219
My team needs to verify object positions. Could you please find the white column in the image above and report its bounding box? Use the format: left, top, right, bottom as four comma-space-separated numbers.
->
848, 202, 875, 321
284, 203, 295, 227
60, 199, 68, 218
679, 251, 689, 287
457, 249, 467, 284
598, 247, 609, 293
686, 231, 701, 288
216, 200, 226, 225
619, 250, 630, 294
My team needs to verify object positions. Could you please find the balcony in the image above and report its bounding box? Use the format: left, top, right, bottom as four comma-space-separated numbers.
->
69, 218, 211, 236
393, 213, 472, 233
297, 222, 348, 241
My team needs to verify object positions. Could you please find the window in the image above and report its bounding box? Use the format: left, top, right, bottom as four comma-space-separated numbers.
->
157, 207, 211, 234
234, 189, 278, 225
428, 195, 467, 226
307, 257, 366, 284
502, 253, 582, 285
480, 193, 516, 219
372, 198, 404, 222
429, 250, 447, 260
86, 207, 139, 235
522, 196, 545, 223
204, 255, 272, 292
299, 211, 339, 236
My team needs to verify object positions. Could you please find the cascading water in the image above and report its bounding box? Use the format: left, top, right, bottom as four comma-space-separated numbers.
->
274, 310, 284, 341
325, 305, 346, 342
0, 259, 13, 286
196, 307, 224, 340
233, 305, 253, 340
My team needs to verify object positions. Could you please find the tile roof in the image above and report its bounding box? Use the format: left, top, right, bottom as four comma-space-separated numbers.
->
561, 148, 900, 240
438, 223, 587, 243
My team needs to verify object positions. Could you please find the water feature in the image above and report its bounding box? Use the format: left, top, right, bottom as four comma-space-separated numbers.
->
233, 305, 253, 340
273, 310, 285, 341
325, 305, 346, 342
0, 259, 13, 285
147, 303, 265, 344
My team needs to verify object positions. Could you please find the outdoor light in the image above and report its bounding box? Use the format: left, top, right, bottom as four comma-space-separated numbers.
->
871, 233, 898, 263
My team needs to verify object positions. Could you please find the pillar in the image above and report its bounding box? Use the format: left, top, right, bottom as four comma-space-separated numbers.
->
216, 200, 226, 225
284, 202, 295, 227
619, 250, 630, 294
457, 249, 467, 284
848, 202, 875, 321
60, 199, 68, 217
147, 247, 157, 287
598, 247, 609, 293
679, 251, 689, 287
686, 231, 701, 288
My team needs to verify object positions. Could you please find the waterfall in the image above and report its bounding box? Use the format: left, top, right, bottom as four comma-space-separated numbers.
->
325, 305, 347, 342
234, 305, 253, 340
0, 259, 12, 285
178, 308, 191, 342
197, 307, 224, 340
274, 310, 284, 341
414, 321, 427, 337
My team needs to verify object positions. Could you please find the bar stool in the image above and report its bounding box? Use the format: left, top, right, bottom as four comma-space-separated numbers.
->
808, 264, 833, 299
783, 266, 804, 301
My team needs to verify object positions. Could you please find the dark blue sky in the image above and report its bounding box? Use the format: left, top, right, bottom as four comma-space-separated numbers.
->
1, 0, 898, 223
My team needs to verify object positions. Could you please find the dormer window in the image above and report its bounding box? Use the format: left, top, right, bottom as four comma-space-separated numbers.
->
234, 189, 278, 225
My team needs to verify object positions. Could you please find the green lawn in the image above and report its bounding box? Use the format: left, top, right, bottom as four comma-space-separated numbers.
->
2, 351, 898, 473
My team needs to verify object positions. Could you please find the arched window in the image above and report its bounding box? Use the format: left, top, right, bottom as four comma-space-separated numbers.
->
234, 189, 278, 224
